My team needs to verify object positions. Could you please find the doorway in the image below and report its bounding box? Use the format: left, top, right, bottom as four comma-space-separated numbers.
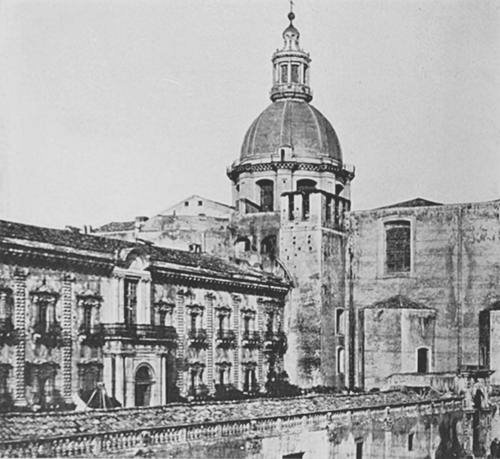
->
417, 348, 429, 373
135, 365, 154, 406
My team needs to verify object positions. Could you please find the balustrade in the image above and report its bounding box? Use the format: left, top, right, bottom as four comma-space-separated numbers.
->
0, 394, 463, 457
102, 323, 177, 346
215, 329, 237, 348
242, 330, 261, 349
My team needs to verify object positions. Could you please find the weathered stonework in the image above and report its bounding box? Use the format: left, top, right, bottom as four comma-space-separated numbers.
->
348, 200, 500, 389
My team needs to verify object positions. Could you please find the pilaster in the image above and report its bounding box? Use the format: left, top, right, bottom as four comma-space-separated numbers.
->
159, 354, 166, 405
115, 355, 125, 406
61, 274, 74, 401
176, 292, 186, 394
103, 355, 113, 397
257, 299, 264, 387
233, 295, 241, 389
206, 293, 215, 393
13, 268, 28, 404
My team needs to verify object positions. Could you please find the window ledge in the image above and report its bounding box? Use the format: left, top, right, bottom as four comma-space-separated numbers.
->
378, 272, 413, 280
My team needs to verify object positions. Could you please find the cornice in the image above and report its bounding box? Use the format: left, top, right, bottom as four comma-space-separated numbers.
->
0, 235, 290, 298
227, 160, 354, 182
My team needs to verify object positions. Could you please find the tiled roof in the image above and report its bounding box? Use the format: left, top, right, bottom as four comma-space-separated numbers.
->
0, 219, 286, 287
377, 198, 443, 209
93, 221, 135, 233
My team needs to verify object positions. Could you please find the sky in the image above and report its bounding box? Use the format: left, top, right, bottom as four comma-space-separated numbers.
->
0, 0, 499, 229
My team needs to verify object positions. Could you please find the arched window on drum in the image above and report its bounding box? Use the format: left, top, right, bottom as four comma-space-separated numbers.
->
257, 179, 274, 212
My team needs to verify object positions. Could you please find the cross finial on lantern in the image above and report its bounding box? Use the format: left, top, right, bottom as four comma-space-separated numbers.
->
288, 0, 295, 22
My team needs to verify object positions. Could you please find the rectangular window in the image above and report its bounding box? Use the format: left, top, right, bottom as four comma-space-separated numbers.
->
336, 309, 345, 335
356, 441, 363, 459
124, 279, 138, 326
111, 357, 116, 398
281, 64, 288, 83
291, 64, 300, 83
408, 433, 414, 451
258, 180, 274, 212
83, 306, 92, 330
385, 221, 411, 274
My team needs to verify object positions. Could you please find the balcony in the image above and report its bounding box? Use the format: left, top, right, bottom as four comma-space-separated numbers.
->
263, 330, 287, 355
188, 328, 208, 348
32, 321, 64, 348
78, 324, 105, 348
216, 329, 236, 348
102, 324, 178, 347
187, 384, 209, 400
241, 331, 262, 349
242, 382, 260, 395
0, 318, 15, 346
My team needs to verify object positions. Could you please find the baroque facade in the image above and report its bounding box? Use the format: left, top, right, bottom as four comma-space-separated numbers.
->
0, 219, 288, 410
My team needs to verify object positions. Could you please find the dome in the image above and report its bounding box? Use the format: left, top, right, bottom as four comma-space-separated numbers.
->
240, 99, 342, 163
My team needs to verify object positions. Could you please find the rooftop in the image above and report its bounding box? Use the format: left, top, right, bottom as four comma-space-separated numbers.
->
0, 219, 285, 288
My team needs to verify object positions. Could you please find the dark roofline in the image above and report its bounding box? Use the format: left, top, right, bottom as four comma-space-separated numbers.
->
0, 219, 289, 295
375, 197, 443, 210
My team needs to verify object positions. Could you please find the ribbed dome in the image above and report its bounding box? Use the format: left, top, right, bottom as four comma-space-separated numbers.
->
240, 100, 342, 163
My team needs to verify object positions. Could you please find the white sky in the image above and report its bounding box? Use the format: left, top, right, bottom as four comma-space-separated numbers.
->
1, 0, 499, 228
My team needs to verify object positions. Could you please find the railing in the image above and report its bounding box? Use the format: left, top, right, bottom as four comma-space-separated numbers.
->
0, 318, 15, 346
263, 330, 287, 354
187, 384, 209, 400
216, 329, 236, 348
188, 328, 208, 348
0, 396, 463, 457
241, 331, 261, 349
242, 382, 260, 394
270, 83, 312, 102
78, 324, 105, 347
32, 321, 64, 348
282, 190, 350, 231
102, 324, 177, 347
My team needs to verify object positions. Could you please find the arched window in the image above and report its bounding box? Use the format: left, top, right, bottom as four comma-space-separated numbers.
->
385, 220, 411, 274
280, 64, 288, 83
337, 347, 345, 374
135, 365, 154, 406
261, 235, 277, 259
257, 179, 274, 212
234, 236, 251, 256
291, 64, 300, 83
336, 309, 345, 335
417, 347, 429, 373
297, 179, 317, 218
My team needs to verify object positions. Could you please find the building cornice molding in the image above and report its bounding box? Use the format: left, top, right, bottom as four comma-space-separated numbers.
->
227, 160, 355, 182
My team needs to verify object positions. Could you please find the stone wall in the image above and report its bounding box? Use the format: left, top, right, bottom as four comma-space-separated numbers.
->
348, 200, 500, 388
0, 392, 466, 458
